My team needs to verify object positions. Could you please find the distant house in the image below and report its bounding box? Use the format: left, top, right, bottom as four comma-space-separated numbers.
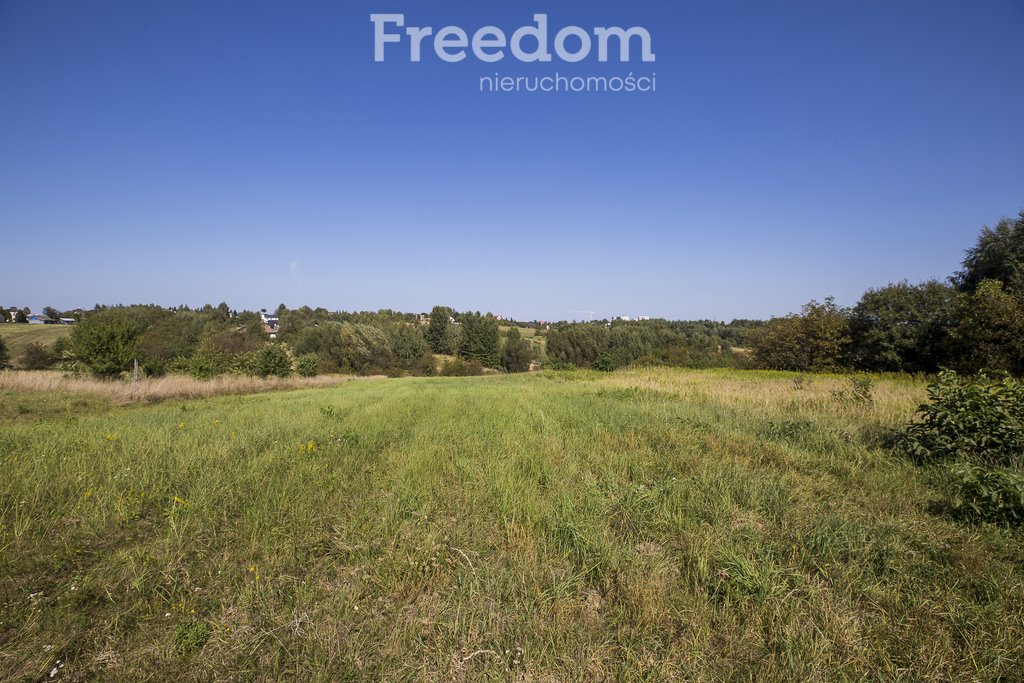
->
28, 314, 56, 325
259, 309, 280, 339
59, 318, 77, 325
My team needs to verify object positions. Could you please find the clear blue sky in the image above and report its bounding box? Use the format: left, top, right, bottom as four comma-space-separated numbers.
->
2, 1, 1022, 321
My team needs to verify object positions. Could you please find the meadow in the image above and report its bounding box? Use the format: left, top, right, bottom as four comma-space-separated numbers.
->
1, 368, 1022, 681
0, 325, 71, 366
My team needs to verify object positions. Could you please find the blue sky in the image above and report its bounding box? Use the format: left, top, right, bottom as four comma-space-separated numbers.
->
1, 1, 1022, 321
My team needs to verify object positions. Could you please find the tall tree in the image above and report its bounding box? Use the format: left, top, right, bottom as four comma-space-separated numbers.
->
501, 327, 533, 373
459, 312, 500, 368
954, 211, 1024, 296
546, 324, 609, 368
849, 281, 958, 372
425, 305, 453, 354
750, 298, 850, 372
950, 279, 1024, 374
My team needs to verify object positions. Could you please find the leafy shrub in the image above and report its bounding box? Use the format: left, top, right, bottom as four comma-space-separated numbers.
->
900, 370, 1024, 468
0, 336, 9, 367
440, 358, 483, 376
594, 352, 619, 372
19, 342, 55, 370
69, 308, 151, 377
171, 348, 236, 379
945, 462, 1024, 525
296, 353, 320, 377
243, 345, 292, 378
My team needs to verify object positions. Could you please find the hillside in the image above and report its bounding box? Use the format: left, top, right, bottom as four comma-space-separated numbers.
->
0, 324, 72, 366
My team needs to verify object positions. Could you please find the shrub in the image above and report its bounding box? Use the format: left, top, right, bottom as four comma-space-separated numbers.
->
69, 308, 150, 378
171, 348, 236, 380
296, 353, 320, 377
945, 462, 1024, 525
594, 352, 619, 372
440, 358, 483, 376
244, 345, 292, 378
899, 370, 1024, 468
19, 342, 55, 370
0, 335, 9, 367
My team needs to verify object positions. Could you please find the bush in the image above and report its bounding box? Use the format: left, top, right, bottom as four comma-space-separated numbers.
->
0, 335, 9, 367
594, 352, 619, 372
440, 358, 483, 376
19, 342, 55, 370
296, 353, 320, 377
171, 348, 236, 380
945, 462, 1024, 525
69, 308, 151, 378
244, 345, 292, 378
899, 370, 1024, 468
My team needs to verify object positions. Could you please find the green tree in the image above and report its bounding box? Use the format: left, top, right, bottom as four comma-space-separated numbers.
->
950, 280, 1024, 374
69, 308, 151, 377
501, 327, 533, 373
546, 324, 609, 368
425, 306, 454, 354
609, 324, 656, 366
440, 322, 463, 356
955, 211, 1024, 296
245, 344, 292, 378
338, 323, 394, 374
459, 312, 500, 368
849, 281, 958, 372
296, 353, 320, 377
750, 298, 850, 372
387, 324, 434, 374
0, 336, 9, 366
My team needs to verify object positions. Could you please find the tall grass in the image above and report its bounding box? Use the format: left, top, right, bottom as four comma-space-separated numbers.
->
1, 368, 1021, 681
0, 370, 367, 404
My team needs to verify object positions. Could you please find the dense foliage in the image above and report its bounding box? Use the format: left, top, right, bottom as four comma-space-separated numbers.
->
545, 319, 757, 370
748, 212, 1024, 375
501, 327, 533, 373
899, 370, 1024, 525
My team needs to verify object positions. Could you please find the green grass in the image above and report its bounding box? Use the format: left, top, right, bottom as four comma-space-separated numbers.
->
0, 325, 72, 364
1, 368, 1022, 680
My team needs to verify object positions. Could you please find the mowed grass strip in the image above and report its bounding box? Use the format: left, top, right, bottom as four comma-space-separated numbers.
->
1, 369, 1022, 681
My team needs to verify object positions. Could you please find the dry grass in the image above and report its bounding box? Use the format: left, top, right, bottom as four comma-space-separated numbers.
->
0, 370, 371, 404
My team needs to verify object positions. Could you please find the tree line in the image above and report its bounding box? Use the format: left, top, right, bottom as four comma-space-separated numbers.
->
3, 302, 538, 379
4, 210, 1019, 379
748, 211, 1024, 375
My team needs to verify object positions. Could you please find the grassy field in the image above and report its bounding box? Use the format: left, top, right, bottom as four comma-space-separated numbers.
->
1, 368, 1022, 681
0, 325, 72, 366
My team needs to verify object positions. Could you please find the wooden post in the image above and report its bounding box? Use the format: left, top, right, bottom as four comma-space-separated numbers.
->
133, 359, 139, 385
